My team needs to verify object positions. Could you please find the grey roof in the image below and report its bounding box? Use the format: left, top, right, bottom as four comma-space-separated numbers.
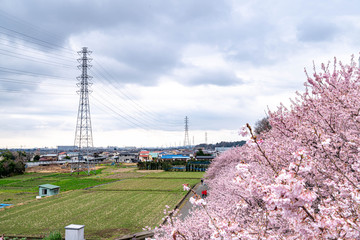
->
39, 184, 60, 189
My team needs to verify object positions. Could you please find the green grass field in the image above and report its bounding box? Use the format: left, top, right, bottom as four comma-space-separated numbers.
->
95, 178, 199, 192
0, 167, 204, 239
0, 190, 184, 238
0, 171, 115, 204
141, 171, 204, 179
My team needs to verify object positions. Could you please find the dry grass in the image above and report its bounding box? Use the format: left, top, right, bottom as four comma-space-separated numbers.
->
26, 165, 104, 173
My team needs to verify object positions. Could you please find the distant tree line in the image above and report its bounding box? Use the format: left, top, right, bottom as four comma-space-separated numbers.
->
137, 160, 209, 172
137, 161, 172, 171
0, 150, 26, 177
195, 141, 246, 150
195, 149, 212, 156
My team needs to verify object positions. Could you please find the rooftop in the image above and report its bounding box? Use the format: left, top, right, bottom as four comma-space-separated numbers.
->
39, 184, 60, 189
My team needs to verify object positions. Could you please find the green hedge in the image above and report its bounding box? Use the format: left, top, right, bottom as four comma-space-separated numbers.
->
137, 161, 209, 172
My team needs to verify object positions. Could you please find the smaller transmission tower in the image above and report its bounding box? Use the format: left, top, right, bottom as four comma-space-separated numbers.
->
184, 116, 190, 147
205, 132, 208, 144
74, 47, 93, 174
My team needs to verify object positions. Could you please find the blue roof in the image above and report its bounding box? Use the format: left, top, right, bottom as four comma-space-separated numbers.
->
161, 155, 190, 159
0, 204, 12, 208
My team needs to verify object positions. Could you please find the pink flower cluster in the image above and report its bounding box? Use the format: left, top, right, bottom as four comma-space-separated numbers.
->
189, 197, 206, 206
182, 184, 190, 191
153, 56, 360, 239
238, 125, 249, 137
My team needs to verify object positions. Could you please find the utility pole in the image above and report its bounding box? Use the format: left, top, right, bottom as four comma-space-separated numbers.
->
74, 47, 93, 175
183, 116, 190, 147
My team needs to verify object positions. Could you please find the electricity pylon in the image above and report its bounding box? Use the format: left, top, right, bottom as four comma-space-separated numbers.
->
74, 47, 93, 174
184, 116, 190, 147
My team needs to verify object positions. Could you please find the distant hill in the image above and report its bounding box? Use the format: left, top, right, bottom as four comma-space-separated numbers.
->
195, 141, 246, 150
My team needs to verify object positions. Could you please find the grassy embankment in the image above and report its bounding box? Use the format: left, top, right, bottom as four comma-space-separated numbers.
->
0, 166, 204, 239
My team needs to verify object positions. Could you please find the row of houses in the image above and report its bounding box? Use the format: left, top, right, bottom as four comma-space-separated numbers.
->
137, 149, 217, 162
34, 147, 231, 163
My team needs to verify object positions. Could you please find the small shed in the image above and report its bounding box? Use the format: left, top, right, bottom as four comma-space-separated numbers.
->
39, 184, 60, 197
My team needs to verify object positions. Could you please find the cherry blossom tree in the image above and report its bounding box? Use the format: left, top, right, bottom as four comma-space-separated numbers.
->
154, 56, 360, 239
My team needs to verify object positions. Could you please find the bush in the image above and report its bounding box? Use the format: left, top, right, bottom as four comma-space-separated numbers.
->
43, 231, 62, 240
33, 154, 40, 161
162, 162, 172, 171
0, 150, 25, 177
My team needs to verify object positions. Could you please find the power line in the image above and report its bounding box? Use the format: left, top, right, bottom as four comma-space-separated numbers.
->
90, 70, 179, 130
0, 25, 74, 54
0, 10, 185, 140
0, 48, 75, 69
0, 88, 74, 96
0, 9, 72, 51
0, 66, 74, 80
0, 77, 74, 89
91, 96, 151, 130
90, 63, 181, 127
0, 40, 76, 63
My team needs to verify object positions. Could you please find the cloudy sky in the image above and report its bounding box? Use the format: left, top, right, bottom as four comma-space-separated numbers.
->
0, 0, 359, 148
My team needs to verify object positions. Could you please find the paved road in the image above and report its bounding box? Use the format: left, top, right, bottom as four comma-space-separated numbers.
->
177, 183, 208, 220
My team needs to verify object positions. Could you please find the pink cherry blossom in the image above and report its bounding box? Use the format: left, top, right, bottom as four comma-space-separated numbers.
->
182, 184, 190, 191
238, 125, 249, 137
154, 55, 360, 239
189, 197, 206, 206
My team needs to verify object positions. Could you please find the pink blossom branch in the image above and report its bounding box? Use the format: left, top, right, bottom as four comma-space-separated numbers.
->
301, 206, 315, 222
247, 123, 278, 175
173, 230, 187, 240
314, 130, 359, 190
188, 188, 224, 239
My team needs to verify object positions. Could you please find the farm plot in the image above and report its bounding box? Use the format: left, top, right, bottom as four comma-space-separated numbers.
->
0, 172, 115, 204
0, 173, 115, 191
0, 189, 185, 238
94, 178, 199, 192
0, 168, 202, 238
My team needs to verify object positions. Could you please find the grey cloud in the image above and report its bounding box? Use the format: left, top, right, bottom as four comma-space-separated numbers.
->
297, 20, 338, 42
185, 69, 243, 86
187, 110, 242, 131
90, 46, 182, 86
0, 0, 234, 83
106, 38, 181, 85
0, 0, 279, 87
1, 0, 230, 47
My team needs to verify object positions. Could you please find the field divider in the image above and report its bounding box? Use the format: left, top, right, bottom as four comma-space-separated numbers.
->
83, 178, 126, 190
139, 176, 201, 180
86, 189, 183, 192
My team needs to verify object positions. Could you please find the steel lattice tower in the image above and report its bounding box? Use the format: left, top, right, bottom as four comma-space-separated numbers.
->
184, 116, 190, 147
74, 47, 93, 153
